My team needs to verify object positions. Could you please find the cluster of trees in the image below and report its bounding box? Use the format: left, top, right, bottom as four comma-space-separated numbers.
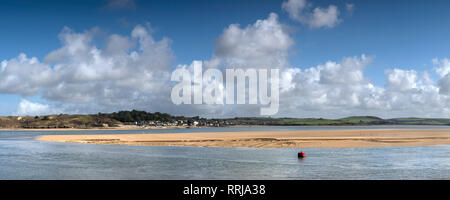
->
98, 110, 435, 127
99, 110, 179, 122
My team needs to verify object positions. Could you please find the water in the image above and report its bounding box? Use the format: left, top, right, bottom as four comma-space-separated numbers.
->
1, 126, 450, 180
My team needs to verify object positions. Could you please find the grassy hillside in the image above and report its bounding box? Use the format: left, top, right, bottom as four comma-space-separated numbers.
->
0, 114, 122, 129
339, 116, 384, 124
223, 116, 385, 126
385, 118, 450, 125
225, 116, 448, 126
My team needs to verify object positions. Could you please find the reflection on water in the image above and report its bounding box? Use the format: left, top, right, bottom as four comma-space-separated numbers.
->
1, 126, 450, 180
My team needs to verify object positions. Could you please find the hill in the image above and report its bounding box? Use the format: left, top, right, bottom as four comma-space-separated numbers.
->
0, 114, 122, 129
1, 110, 450, 129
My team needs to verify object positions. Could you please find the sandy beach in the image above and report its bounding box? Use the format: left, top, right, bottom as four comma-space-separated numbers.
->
37, 129, 450, 148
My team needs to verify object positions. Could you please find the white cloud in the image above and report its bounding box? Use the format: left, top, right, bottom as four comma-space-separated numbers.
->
432, 58, 450, 95
274, 57, 450, 118
281, 0, 308, 20
0, 54, 56, 96
380, 68, 444, 116
3, 24, 175, 114
433, 58, 450, 77
385, 69, 418, 91
4, 14, 450, 118
15, 100, 60, 116
280, 55, 383, 112
212, 13, 293, 69
42, 25, 174, 111
282, 0, 341, 28
319, 55, 370, 84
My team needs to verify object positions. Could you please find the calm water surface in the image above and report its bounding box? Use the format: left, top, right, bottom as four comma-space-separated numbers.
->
1, 126, 450, 180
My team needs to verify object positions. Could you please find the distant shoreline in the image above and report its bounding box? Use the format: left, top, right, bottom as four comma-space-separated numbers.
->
0, 125, 196, 131
4, 112, 450, 131
38, 129, 450, 148
3, 124, 450, 132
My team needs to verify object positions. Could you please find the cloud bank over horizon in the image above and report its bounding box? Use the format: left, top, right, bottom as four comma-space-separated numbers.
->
2, 1, 450, 118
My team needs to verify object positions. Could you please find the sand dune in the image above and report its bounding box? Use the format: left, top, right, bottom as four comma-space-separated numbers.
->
37, 129, 450, 148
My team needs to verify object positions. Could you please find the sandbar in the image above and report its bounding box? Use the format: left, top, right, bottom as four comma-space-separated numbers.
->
37, 129, 450, 148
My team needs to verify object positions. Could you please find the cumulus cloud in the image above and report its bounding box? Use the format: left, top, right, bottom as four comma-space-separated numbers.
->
282, 0, 341, 28
212, 13, 293, 69
385, 69, 418, 91
2, 24, 175, 114
180, 13, 294, 116
381, 68, 444, 116
433, 58, 450, 95
281, 0, 308, 21
15, 100, 61, 116
0, 54, 56, 96
4, 13, 450, 118
434, 58, 450, 77
206, 12, 450, 118
279, 55, 384, 114
273, 56, 450, 118
42, 24, 174, 110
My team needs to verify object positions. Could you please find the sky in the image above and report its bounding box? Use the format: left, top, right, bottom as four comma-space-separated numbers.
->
1, 0, 450, 118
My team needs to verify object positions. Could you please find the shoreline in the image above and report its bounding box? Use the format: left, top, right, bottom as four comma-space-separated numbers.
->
0, 125, 199, 131
37, 129, 450, 148
4, 124, 450, 132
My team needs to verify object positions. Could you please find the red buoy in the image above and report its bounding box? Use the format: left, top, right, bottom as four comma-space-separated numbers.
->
298, 151, 306, 158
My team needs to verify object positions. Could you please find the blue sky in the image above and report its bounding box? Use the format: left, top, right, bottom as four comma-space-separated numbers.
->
1, 0, 450, 118
2, 0, 450, 79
